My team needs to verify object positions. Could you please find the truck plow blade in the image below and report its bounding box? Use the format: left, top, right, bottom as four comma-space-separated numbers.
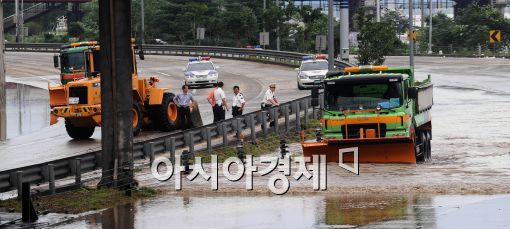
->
302, 138, 416, 163
48, 85, 67, 108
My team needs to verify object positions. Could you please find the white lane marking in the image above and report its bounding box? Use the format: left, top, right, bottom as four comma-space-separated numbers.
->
157, 71, 172, 77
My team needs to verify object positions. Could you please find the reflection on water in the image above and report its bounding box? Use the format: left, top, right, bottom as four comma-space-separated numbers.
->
54, 194, 510, 229
5, 82, 50, 139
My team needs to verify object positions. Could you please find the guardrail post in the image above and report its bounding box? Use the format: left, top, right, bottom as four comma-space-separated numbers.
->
222, 122, 228, 147
149, 142, 155, 166
261, 111, 268, 138
166, 137, 176, 164
295, 102, 301, 133
284, 105, 290, 133
16, 171, 23, 201
48, 164, 55, 195
236, 118, 242, 139
143, 142, 149, 159
273, 108, 279, 134
75, 158, 82, 185
188, 131, 195, 154
249, 114, 256, 143
304, 100, 309, 127
206, 127, 212, 153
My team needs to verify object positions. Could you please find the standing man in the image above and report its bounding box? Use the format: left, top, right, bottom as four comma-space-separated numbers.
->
213, 81, 228, 122
232, 85, 246, 117
208, 83, 218, 121
173, 85, 195, 129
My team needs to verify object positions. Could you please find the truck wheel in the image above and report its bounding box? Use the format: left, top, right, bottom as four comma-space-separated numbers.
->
65, 120, 95, 139
425, 131, 432, 161
415, 132, 426, 163
132, 101, 142, 136
151, 92, 178, 131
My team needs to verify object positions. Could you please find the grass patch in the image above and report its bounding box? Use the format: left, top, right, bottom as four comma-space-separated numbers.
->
195, 119, 321, 163
0, 187, 159, 214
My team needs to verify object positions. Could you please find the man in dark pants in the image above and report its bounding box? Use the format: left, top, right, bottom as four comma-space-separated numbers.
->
232, 85, 245, 117
173, 85, 195, 129
213, 81, 228, 122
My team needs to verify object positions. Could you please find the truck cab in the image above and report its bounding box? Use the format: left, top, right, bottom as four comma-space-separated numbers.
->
304, 65, 433, 163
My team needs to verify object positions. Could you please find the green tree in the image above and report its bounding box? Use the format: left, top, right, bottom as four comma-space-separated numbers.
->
355, 9, 401, 65
68, 22, 85, 39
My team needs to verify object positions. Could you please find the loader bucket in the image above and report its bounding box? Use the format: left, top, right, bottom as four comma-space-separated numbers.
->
302, 137, 416, 163
48, 85, 67, 108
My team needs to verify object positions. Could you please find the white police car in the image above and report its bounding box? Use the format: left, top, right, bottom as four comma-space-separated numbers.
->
183, 57, 219, 87
295, 54, 328, 90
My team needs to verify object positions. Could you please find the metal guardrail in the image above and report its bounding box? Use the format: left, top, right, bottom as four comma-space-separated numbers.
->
2, 44, 347, 194
0, 95, 323, 194
5, 43, 353, 68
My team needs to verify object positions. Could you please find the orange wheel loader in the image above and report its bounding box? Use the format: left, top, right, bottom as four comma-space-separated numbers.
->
48, 41, 202, 139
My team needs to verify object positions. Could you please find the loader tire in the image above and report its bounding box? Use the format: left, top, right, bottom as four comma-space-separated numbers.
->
415, 132, 426, 163
132, 101, 143, 136
151, 92, 178, 131
65, 120, 95, 139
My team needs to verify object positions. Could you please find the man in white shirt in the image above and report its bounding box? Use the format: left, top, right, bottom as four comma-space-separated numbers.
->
261, 83, 279, 127
261, 83, 279, 108
232, 85, 246, 117
213, 81, 228, 122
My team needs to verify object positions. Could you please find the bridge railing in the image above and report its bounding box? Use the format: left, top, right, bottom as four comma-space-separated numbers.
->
5, 43, 353, 68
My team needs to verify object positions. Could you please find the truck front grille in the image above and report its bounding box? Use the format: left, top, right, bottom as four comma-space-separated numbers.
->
69, 86, 88, 104
341, 124, 386, 139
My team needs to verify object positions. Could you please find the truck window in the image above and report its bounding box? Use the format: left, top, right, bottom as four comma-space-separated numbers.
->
93, 51, 101, 72
326, 82, 403, 110
60, 52, 85, 71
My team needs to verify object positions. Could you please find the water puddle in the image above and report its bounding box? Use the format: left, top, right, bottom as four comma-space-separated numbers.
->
3, 82, 50, 139
52, 194, 510, 228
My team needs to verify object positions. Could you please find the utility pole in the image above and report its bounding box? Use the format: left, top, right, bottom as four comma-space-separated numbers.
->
0, 2, 7, 141
276, 0, 280, 51
339, 0, 349, 62
15, 0, 19, 42
98, 0, 134, 191
263, 0, 266, 33
327, 0, 334, 70
376, 0, 380, 22
420, 0, 424, 28
428, 0, 433, 54
141, 0, 145, 44
409, 0, 414, 69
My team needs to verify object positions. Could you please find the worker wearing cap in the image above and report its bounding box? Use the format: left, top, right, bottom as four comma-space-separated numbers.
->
173, 85, 195, 129
261, 83, 279, 127
261, 83, 279, 108
232, 85, 245, 117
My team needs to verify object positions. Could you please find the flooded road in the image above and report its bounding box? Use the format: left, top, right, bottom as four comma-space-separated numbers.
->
53, 194, 510, 228
4, 82, 50, 139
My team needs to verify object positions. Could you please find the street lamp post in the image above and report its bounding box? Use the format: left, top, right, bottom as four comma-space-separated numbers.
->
327, 0, 334, 70
141, 0, 145, 44
0, 3, 6, 141
409, 0, 414, 69
428, 0, 433, 54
